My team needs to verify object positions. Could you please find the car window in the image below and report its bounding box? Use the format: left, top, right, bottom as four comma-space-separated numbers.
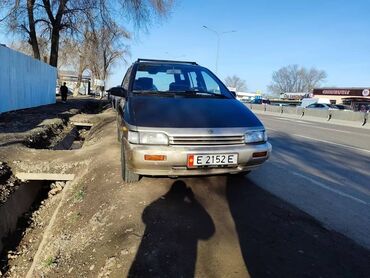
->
135, 71, 173, 91
132, 63, 228, 96
200, 71, 221, 94
122, 66, 132, 90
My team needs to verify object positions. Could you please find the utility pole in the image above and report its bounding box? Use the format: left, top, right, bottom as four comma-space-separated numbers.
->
202, 26, 236, 74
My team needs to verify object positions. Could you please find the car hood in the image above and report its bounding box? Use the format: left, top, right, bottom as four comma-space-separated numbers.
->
126, 96, 263, 128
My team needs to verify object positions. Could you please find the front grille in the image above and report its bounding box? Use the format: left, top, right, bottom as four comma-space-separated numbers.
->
169, 135, 244, 146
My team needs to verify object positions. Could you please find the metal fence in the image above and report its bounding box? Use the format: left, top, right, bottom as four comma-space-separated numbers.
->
0, 45, 56, 113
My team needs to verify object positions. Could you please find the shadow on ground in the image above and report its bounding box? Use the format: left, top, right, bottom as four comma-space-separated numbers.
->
227, 176, 370, 278
128, 180, 215, 278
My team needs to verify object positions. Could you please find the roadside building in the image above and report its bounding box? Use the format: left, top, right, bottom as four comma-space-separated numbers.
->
58, 70, 91, 95
226, 87, 261, 102
312, 88, 370, 111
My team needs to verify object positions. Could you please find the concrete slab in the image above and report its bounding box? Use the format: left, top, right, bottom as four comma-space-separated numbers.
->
71, 122, 94, 127
15, 173, 75, 181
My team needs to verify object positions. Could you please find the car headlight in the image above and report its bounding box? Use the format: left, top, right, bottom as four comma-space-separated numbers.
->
128, 131, 169, 145
245, 130, 267, 143
128, 130, 140, 144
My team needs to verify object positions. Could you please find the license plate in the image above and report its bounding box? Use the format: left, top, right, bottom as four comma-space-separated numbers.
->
187, 154, 238, 168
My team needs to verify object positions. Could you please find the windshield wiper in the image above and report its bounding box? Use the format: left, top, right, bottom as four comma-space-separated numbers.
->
170, 90, 228, 98
132, 91, 176, 97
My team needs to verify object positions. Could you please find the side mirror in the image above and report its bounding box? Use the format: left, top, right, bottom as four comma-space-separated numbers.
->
230, 91, 237, 98
107, 86, 127, 98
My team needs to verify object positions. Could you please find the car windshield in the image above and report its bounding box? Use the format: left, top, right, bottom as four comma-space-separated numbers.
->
132, 63, 230, 97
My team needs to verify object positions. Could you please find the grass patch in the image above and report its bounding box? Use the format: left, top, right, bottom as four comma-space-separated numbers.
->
70, 212, 82, 223
43, 256, 55, 268
74, 187, 86, 203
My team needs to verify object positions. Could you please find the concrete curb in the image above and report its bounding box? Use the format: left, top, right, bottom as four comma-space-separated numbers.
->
247, 104, 369, 127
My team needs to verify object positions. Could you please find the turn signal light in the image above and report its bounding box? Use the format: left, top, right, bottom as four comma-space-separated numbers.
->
188, 154, 194, 167
252, 151, 268, 158
144, 155, 167, 161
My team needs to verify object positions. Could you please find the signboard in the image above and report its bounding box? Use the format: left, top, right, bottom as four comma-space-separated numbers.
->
313, 88, 370, 97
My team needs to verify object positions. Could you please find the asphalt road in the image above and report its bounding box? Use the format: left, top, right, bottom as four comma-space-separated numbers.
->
252, 113, 370, 249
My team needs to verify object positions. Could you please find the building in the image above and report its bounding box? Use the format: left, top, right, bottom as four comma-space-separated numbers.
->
58, 70, 91, 95
312, 88, 370, 111
227, 87, 261, 102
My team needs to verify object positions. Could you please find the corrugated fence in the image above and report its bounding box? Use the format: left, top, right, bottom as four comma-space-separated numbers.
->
0, 45, 56, 113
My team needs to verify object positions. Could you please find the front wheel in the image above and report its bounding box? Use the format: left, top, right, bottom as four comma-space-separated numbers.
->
121, 142, 140, 183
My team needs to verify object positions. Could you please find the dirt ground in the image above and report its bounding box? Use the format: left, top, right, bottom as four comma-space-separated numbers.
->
1, 98, 370, 277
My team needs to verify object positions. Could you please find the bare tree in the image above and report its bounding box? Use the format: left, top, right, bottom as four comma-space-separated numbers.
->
224, 75, 248, 92
268, 65, 327, 94
1, 0, 174, 67
88, 23, 130, 81
1, 0, 45, 59
9, 36, 49, 61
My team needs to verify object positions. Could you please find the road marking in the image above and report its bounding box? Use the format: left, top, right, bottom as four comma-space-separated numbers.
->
275, 117, 314, 124
290, 171, 369, 206
265, 128, 370, 154
260, 114, 370, 136
292, 134, 370, 154
265, 116, 366, 135
270, 161, 370, 205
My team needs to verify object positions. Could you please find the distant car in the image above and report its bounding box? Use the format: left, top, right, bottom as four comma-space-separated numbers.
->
251, 98, 270, 105
300, 97, 331, 108
306, 103, 338, 110
333, 104, 352, 111
109, 58, 272, 183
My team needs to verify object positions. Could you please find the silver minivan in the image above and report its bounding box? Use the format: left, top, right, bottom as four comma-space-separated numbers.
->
108, 59, 272, 183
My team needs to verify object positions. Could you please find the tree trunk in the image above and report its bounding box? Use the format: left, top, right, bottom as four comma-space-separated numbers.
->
43, 0, 65, 67
74, 56, 85, 96
49, 27, 60, 67
27, 0, 40, 60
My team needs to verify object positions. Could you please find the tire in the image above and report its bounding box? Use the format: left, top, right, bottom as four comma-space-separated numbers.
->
121, 141, 140, 183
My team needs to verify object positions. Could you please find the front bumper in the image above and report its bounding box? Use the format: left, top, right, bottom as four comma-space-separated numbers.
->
124, 140, 272, 177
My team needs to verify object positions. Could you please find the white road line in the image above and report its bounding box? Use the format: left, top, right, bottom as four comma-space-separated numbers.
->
275, 117, 314, 125
304, 125, 354, 134
265, 128, 370, 154
290, 171, 369, 206
293, 134, 370, 154
263, 116, 369, 136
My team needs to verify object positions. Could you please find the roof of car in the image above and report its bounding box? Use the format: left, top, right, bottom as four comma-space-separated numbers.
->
135, 58, 198, 65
